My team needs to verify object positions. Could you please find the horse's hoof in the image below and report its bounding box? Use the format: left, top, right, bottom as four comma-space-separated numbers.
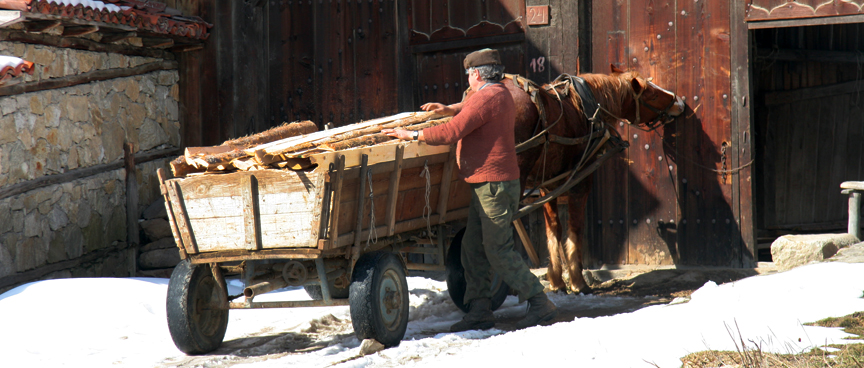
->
574, 285, 593, 295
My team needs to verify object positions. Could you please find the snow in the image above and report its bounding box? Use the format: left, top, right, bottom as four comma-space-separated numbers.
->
2, 262, 864, 368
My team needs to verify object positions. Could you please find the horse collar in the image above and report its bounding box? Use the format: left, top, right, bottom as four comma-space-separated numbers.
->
572, 77, 599, 121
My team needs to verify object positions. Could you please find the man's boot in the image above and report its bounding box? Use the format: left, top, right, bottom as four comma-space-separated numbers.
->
450, 298, 496, 332
513, 292, 557, 329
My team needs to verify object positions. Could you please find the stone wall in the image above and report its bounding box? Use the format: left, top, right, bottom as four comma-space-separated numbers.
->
0, 41, 179, 290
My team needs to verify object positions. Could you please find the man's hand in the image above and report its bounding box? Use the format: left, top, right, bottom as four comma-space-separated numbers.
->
382, 128, 415, 141
421, 102, 461, 116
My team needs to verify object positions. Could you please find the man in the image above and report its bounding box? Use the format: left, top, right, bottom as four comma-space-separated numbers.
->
383, 48, 557, 331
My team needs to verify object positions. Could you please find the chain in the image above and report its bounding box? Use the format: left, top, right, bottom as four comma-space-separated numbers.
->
420, 160, 434, 244
365, 169, 377, 248
720, 143, 728, 183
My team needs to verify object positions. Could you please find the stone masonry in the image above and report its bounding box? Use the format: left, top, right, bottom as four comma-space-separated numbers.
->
0, 41, 179, 288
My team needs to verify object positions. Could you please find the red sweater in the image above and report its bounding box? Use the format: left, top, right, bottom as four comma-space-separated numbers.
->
423, 83, 520, 183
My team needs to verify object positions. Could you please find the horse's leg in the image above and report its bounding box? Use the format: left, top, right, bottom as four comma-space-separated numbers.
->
563, 181, 592, 294
541, 191, 566, 292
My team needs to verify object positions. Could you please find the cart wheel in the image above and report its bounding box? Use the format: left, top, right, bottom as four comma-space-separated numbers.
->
349, 252, 409, 347
445, 228, 510, 313
166, 259, 229, 355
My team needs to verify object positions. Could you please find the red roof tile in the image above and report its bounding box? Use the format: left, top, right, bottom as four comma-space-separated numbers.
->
0, 56, 35, 86
3, 0, 211, 40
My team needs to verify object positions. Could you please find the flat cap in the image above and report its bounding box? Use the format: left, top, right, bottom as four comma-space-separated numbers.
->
463, 48, 501, 69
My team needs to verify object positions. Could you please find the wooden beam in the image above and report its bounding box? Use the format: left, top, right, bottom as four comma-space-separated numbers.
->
747, 14, 864, 30
157, 168, 187, 258
763, 79, 864, 107
410, 32, 525, 54
514, 219, 540, 267
436, 145, 456, 224
24, 20, 61, 33
123, 142, 139, 277
167, 181, 199, 254
62, 25, 99, 37
100, 31, 137, 44
0, 240, 134, 291
756, 48, 864, 64
327, 155, 345, 250
0, 60, 177, 97
0, 147, 180, 201
385, 145, 404, 236
171, 44, 204, 53
142, 37, 174, 48
0, 30, 174, 59
0, 9, 23, 27
240, 175, 262, 251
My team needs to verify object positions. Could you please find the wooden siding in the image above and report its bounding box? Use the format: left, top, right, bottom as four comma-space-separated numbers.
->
747, 0, 864, 21
753, 24, 864, 234
588, 0, 748, 267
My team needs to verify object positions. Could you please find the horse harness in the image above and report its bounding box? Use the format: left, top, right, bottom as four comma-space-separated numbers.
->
509, 73, 612, 156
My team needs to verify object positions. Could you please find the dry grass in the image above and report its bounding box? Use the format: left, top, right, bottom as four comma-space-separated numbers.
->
679, 312, 864, 368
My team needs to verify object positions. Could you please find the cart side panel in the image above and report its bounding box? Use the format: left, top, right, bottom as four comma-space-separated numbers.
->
168, 170, 325, 252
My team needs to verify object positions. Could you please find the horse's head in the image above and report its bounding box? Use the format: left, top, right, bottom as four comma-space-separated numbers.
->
611, 64, 685, 130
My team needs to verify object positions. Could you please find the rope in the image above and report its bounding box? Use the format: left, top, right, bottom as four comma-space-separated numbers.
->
365, 169, 377, 248
420, 161, 434, 244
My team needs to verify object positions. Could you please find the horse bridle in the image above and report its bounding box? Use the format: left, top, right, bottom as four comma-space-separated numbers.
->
629, 81, 679, 131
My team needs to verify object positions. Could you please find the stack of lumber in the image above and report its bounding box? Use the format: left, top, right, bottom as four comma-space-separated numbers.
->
170, 111, 452, 177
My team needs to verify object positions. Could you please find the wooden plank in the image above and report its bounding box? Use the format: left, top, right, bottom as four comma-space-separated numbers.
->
386, 145, 405, 235
0, 61, 177, 97
287, 0, 315, 123
307, 139, 450, 172
332, 207, 470, 248
241, 175, 263, 251
627, 0, 677, 266
747, 14, 864, 29
589, 0, 629, 266
157, 168, 187, 256
0, 147, 179, 201
436, 145, 456, 223
764, 79, 864, 106
730, 0, 756, 266
251, 112, 415, 155
352, 155, 370, 257
198, 0, 219, 145
328, 155, 346, 250
513, 219, 540, 267
214, 0, 235, 143
167, 181, 199, 254
179, 49, 203, 147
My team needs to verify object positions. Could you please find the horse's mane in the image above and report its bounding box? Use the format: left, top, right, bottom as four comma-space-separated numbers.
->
570, 71, 639, 122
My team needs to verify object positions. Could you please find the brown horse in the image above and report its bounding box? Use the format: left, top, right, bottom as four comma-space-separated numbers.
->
487, 65, 685, 294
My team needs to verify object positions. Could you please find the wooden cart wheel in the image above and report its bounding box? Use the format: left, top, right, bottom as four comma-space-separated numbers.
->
349, 252, 409, 347
166, 259, 229, 355
445, 228, 511, 313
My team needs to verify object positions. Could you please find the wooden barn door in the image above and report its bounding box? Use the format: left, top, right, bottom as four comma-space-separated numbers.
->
587, 0, 748, 268
405, 1, 526, 108
751, 23, 864, 237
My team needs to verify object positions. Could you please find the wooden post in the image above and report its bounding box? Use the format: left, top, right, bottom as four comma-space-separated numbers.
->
157, 168, 187, 259
436, 145, 456, 224
241, 175, 262, 250
513, 219, 540, 267
352, 154, 369, 259
328, 155, 345, 250
123, 142, 138, 277
849, 192, 861, 241
385, 145, 404, 236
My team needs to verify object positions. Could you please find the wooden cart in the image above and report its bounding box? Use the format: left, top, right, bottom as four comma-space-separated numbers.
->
160, 123, 625, 354
159, 139, 499, 354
